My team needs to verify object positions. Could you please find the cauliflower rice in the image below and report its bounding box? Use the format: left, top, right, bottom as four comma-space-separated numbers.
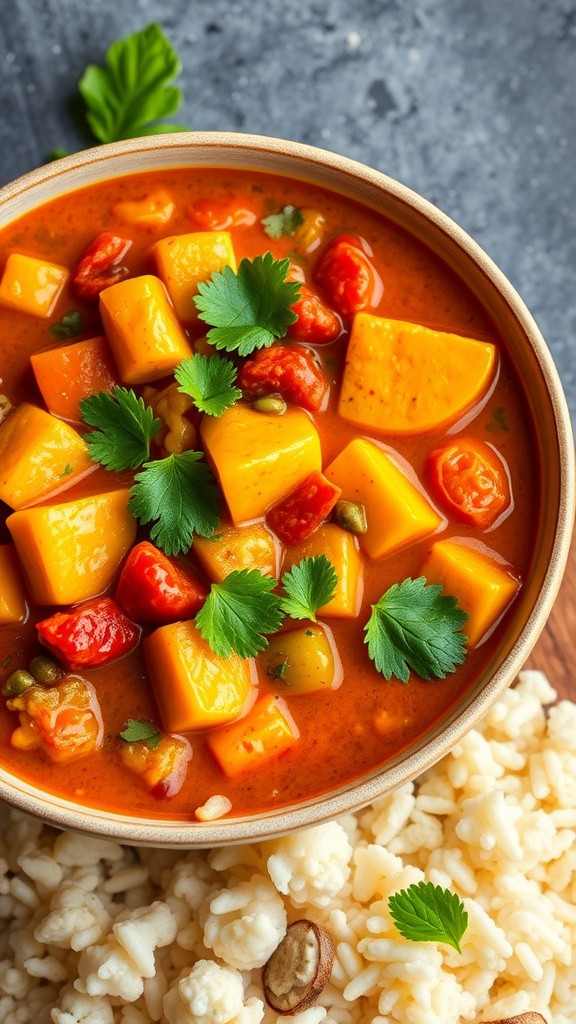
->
0, 669, 575, 1024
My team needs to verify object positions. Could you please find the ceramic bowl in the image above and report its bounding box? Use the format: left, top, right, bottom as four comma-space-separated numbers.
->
0, 132, 573, 847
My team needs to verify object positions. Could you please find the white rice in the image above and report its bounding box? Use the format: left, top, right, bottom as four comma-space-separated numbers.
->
0, 669, 574, 1024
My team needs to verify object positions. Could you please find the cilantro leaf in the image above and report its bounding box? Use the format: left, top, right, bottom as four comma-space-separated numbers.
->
119, 718, 161, 749
129, 451, 221, 556
262, 205, 305, 238
49, 310, 83, 340
486, 405, 510, 433
174, 353, 242, 417
388, 882, 468, 953
80, 387, 162, 472
193, 253, 301, 356
280, 555, 338, 622
195, 569, 285, 658
78, 23, 190, 144
364, 577, 468, 683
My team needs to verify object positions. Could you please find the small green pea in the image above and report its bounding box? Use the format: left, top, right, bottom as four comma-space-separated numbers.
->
2, 669, 36, 696
252, 394, 287, 416
335, 499, 368, 534
29, 655, 62, 686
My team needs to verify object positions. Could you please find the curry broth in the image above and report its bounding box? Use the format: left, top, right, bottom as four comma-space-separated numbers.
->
0, 168, 539, 818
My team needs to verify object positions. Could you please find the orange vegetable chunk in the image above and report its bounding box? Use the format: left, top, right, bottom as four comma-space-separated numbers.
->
0, 252, 69, 318
200, 403, 321, 525
99, 274, 193, 384
7, 676, 103, 762
153, 231, 236, 322
113, 188, 175, 228
30, 335, 119, 423
281, 523, 363, 618
325, 439, 442, 559
338, 313, 497, 434
193, 521, 280, 582
421, 538, 520, 647
0, 544, 28, 625
7, 489, 137, 605
207, 694, 299, 777
0, 403, 95, 510
144, 620, 256, 734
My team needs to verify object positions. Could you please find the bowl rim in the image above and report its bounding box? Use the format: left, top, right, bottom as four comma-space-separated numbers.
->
0, 131, 573, 847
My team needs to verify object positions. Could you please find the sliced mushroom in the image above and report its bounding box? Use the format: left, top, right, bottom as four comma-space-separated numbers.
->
262, 919, 334, 1014
484, 1014, 548, 1024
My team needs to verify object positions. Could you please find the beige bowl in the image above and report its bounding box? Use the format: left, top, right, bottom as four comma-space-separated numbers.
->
0, 132, 573, 847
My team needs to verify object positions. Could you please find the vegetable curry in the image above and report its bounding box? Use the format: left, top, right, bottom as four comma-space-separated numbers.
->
0, 167, 538, 820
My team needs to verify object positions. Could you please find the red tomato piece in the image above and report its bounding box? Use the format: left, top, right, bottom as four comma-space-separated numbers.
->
115, 541, 208, 624
288, 283, 342, 344
188, 198, 257, 231
72, 231, 133, 302
314, 234, 379, 319
238, 345, 328, 412
428, 439, 511, 529
36, 598, 141, 670
267, 471, 342, 547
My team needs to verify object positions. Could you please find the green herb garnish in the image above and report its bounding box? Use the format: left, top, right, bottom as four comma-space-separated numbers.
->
364, 577, 468, 683
262, 205, 304, 238
486, 405, 510, 433
193, 253, 300, 356
388, 882, 468, 952
49, 310, 83, 340
280, 555, 338, 622
80, 387, 162, 472
119, 719, 162, 749
195, 569, 284, 659
174, 353, 242, 417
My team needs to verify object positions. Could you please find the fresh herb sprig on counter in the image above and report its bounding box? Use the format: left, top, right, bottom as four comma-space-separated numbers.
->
388, 882, 468, 953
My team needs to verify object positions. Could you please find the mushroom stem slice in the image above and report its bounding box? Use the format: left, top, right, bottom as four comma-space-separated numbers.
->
262, 919, 335, 1015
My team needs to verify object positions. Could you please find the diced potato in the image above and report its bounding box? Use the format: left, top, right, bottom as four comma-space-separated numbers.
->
206, 694, 299, 777
338, 314, 497, 434
153, 231, 237, 323
421, 538, 520, 647
193, 521, 280, 582
118, 733, 192, 799
0, 544, 28, 625
281, 523, 363, 618
113, 188, 175, 228
99, 274, 193, 384
144, 620, 256, 734
0, 252, 69, 318
262, 624, 343, 693
7, 676, 103, 762
324, 439, 442, 559
7, 489, 137, 605
201, 404, 322, 525
30, 335, 119, 423
0, 403, 95, 510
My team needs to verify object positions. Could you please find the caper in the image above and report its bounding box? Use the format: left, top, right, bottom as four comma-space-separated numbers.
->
335, 499, 368, 534
29, 655, 62, 686
252, 394, 287, 416
2, 669, 36, 696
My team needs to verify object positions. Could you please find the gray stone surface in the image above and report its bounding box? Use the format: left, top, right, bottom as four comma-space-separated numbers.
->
0, 0, 574, 426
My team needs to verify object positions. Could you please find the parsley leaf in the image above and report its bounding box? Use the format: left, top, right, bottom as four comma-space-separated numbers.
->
364, 577, 468, 683
262, 205, 305, 238
49, 310, 83, 340
193, 253, 301, 356
119, 718, 161, 750
280, 555, 338, 622
80, 387, 162, 472
174, 353, 242, 417
78, 23, 190, 144
129, 451, 220, 557
195, 569, 285, 658
388, 882, 468, 953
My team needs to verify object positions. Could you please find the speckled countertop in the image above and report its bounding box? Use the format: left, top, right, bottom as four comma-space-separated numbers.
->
0, 0, 574, 426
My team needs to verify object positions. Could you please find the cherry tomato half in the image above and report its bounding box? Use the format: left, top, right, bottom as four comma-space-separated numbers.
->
428, 439, 511, 529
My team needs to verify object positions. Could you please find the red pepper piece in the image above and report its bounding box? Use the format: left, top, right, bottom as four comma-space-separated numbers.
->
188, 198, 257, 231
314, 234, 380, 319
72, 231, 133, 302
238, 345, 328, 412
37, 598, 141, 670
267, 471, 342, 547
115, 541, 208, 624
287, 283, 342, 344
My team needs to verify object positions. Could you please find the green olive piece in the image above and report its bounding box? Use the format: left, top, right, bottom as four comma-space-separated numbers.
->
335, 499, 368, 534
252, 394, 287, 416
2, 669, 37, 696
29, 655, 62, 685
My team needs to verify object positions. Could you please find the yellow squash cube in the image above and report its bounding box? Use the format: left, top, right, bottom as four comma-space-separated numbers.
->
325, 439, 442, 559
0, 403, 95, 510
338, 313, 496, 435
99, 274, 193, 384
144, 620, 256, 734
193, 521, 280, 582
153, 231, 237, 323
113, 188, 175, 228
281, 523, 363, 618
206, 694, 299, 777
0, 544, 28, 625
0, 252, 69, 318
201, 404, 322, 524
7, 489, 137, 605
262, 624, 343, 693
421, 538, 520, 647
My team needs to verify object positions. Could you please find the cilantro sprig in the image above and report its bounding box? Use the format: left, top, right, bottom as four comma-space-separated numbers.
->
364, 577, 468, 683
193, 253, 301, 356
195, 570, 285, 659
49, 310, 83, 340
129, 452, 221, 557
119, 719, 161, 750
280, 555, 338, 622
80, 387, 162, 471
388, 882, 468, 953
174, 353, 242, 417
262, 205, 305, 238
